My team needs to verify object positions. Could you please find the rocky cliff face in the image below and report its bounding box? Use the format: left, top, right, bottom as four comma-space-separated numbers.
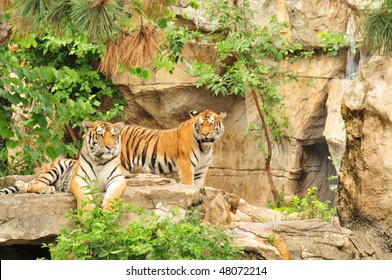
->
113, 0, 354, 206
338, 56, 392, 250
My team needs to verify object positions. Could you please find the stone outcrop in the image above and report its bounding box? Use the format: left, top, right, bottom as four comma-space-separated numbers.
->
0, 175, 200, 246
323, 78, 349, 164
115, 47, 343, 207
338, 56, 392, 250
263, 220, 389, 259
284, 0, 350, 46
0, 175, 289, 259
1, 175, 390, 259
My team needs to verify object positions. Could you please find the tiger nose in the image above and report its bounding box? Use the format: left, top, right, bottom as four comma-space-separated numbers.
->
105, 145, 115, 151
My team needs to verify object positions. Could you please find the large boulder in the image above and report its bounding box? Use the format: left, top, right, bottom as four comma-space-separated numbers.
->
0, 175, 202, 245
338, 56, 392, 249
263, 220, 389, 259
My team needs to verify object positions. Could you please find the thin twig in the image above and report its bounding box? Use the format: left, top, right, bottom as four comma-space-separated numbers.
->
91, 0, 109, 9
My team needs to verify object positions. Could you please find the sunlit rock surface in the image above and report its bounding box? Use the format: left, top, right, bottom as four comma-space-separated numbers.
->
1, 175, 390, 259
338, 56, 392, 250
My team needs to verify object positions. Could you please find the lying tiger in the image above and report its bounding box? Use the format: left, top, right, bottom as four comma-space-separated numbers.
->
120, 109, 226, 187
0, 120, 127, 211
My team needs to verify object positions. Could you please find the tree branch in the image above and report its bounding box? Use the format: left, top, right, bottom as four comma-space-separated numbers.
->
251, 88, 281, 206
65, 124, 79, 143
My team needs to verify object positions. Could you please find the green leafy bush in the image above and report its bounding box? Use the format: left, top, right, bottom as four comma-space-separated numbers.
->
272, 186, 336, 222
318, 31, 352, 56
0, 31, 124, 175
44, 200, 241, 260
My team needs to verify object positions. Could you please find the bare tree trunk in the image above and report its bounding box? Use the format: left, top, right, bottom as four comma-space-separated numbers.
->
251, 88, 281, 206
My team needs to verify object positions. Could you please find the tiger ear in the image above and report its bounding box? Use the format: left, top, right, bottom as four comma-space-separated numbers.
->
82, 120, 94, 133
189, 110, 199, 117
218, 112, 227, 121
114, 122, 125, 132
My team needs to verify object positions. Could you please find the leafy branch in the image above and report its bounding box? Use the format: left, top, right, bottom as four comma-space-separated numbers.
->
9, 0, 180, 78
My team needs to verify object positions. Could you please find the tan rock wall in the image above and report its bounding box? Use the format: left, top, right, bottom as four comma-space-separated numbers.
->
338, 56, 392, 247
174, 0, 351, 47
285, 0, 349, 46
112, 1, 354, 206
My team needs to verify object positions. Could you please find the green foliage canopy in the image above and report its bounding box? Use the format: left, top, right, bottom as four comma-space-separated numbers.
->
0, 31, 124, 175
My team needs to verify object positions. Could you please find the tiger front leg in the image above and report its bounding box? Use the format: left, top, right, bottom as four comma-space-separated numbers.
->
178, 156, 195, 186
15, 180, 55, 194
102, 178, 126, 210
193, 170, 208, 188
69, 177, 95, 212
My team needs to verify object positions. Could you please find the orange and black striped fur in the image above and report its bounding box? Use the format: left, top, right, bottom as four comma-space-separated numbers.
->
120, 110, 226, 187
0, 120, 126, 210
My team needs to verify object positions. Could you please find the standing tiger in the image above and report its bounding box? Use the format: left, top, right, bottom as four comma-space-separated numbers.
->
0, 120, 126, 211
120, 109, 226, 187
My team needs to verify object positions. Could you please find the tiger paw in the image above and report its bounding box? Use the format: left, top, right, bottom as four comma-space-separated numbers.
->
14, 180, 28, 193
180, 182, 191, 186
38, 186, 56, 194
180, 182, 198, 189
81, 203, 96, 217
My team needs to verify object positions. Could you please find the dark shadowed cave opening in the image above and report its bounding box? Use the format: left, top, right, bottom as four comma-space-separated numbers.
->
297, 139, 337, 206
0, 245, 51, 260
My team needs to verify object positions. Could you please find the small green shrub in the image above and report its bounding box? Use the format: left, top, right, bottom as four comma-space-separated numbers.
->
266, 234, 276, 245
318, 31, 353, 56
272, 186, 336, 222
327, 156, 341, 192
44, 200, 241, 260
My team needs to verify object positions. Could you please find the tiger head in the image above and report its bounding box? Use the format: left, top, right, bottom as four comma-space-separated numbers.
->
190, 110, 227, 144
82, 120, 125, 162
